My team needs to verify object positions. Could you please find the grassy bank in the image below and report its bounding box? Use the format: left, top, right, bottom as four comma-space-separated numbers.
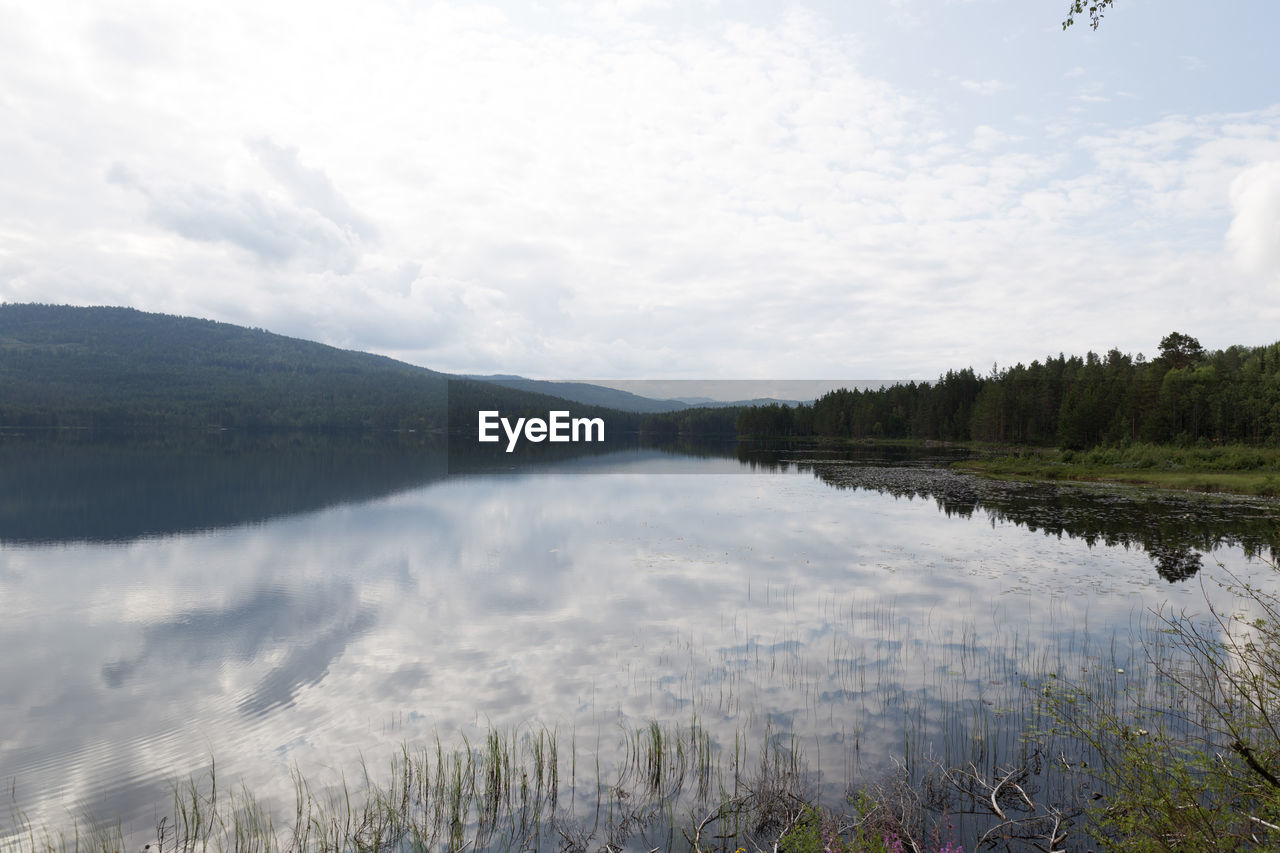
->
953, 443, 1280, 496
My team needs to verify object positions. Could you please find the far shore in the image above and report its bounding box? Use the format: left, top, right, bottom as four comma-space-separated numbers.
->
950, 442, 1280, 497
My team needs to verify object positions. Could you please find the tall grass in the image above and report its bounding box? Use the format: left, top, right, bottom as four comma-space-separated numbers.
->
3, 719, 819, 853
961, 442, 1280, 494
9, 586, 1263, 851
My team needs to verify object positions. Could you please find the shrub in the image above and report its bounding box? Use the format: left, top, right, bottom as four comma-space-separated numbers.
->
1047, 558, 1280, 850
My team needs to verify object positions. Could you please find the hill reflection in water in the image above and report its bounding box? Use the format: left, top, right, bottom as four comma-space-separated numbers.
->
3, 436, 1276, 586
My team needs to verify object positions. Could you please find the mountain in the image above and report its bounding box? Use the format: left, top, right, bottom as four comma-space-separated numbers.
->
466, 380, 810, 412
465, 375, 691, 413
681, 397, 808, 409
0, 304, 636, 432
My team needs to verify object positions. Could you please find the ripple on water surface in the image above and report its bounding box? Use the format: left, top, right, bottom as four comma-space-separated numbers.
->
1, 445, 1277, 849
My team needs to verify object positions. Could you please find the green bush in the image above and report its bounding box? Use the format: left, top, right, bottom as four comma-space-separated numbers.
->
1047, 558, 1280, 850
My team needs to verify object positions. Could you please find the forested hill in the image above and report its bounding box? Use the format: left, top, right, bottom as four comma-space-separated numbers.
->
0, 304, 631, 432
736, 333, 1280, 448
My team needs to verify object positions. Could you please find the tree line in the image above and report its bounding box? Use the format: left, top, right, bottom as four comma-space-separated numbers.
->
736, 333, 1280, 447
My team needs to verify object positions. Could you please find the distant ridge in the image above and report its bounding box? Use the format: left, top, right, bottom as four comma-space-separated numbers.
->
0, 304, 634, 432
677, 396, 807, 409
464, 375, 691, 413
466, 378, 808, 412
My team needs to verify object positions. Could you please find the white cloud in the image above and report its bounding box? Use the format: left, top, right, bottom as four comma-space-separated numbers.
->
106, 153, 369, 273
248, 139, 379, 242
1227, 161, 1280, 277
2, 1, 1280, 377
960, 78, 1006, 95
969, 125, 1021, 151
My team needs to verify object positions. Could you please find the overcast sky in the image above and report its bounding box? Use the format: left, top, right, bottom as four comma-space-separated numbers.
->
2, 0, 1278, 379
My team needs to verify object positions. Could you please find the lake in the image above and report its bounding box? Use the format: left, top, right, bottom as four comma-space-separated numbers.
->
2, 435, 1277, 851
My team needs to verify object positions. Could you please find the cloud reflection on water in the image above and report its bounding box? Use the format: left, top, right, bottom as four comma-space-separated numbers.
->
0, 443, 1276, 845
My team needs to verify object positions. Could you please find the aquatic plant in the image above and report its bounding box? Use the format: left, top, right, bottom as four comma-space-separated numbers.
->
1044, 558, 1280, 850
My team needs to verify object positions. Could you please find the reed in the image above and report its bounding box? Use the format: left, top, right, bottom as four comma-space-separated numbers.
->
8, 572, 1271, 852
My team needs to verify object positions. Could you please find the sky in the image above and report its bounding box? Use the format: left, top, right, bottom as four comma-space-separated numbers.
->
2, 0, 1279, 380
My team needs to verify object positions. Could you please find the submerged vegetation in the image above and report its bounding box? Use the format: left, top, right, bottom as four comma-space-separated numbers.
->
0, 720, 998, 853
2, 721, 875, 853
1044, 559, 1280, 850
8, 555, 1280, 851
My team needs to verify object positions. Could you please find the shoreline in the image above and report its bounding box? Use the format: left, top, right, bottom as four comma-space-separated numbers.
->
951, 443, 1280, 497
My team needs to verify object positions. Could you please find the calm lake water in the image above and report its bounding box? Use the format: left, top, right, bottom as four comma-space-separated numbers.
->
2, 436, 1278, 849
